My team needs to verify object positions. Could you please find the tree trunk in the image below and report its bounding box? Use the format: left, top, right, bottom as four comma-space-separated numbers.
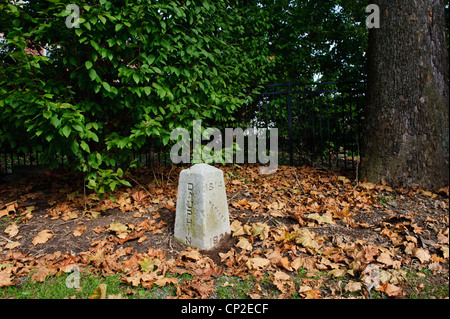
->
360, 0, 449, 191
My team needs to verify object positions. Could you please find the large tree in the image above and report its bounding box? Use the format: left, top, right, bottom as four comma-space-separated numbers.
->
360, 0, 449, 191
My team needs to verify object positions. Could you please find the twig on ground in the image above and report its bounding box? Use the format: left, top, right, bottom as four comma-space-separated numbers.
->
168, 235, 174, 252
83, 172, 87, 211
0, 235, 13, 243
225, 163, 238, 187
151, 165, 160, 187
128, 174, 152, 198
353, 139, 360, 190
166, 164, 175, 187
228, 189, 241, 202
292, 168, 305, 194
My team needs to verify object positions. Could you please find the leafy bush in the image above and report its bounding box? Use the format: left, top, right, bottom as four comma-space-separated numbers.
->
0, 0, 272, 196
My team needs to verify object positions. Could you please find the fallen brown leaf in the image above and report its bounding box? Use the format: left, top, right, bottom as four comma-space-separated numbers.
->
32, 229, 54, 245
376, 281, 403, 297
295, 228, 318, 251
4, 224, 19, 238
0, 201, 17, 218
328, 268, 346, 278
0, 269, 13, 287
304, 289, 322, 299
412, 247, 431, 263
274, 271, 290, 280
5, 241, 21, 249
116, 230, 145, 245
73, 225, 87, 237
31, 266, 51, 283
236, 237, 252, 251
345, 280, 363, 293
377, 252, 394, 266
246, 257, 270, 270
90, 284, 107, 299
154, 277, 178, 287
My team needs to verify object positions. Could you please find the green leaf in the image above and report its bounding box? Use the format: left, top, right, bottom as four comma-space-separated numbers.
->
73, 124, 83, 132
132, 73, 139, 84
143, 86, 151, 96
89, 69, 98, 81
90, 40, 100, 51
110, 86, 118, 95
96, 152, 102, 165
43, 110, 51, 119
7, 4, 18, 13
50, 116, 61, 128
85, 61, 93, 69
80, 141, 90, 153
98, 15, 106, 24
91, 132, 99, 142
146, 54, 155, 65
70, 140, 79, 153
102, 81, 111, 92
62, 126, 72, 138
162, 134, 170, 146
151, 67, 162, 74
107, 38, 116, 47
120, 180, 131, 187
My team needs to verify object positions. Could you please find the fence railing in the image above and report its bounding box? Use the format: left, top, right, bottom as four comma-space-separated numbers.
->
253, 81, 366, 168
1, 81, 365, 176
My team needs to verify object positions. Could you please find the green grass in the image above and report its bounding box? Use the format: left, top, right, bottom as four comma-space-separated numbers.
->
1, 270, 125, 299
404, 268, 449, 299
1, 266, 447, 299
0, 216, 22, 228
214, 276, 253, 299
0, 269, 187, 299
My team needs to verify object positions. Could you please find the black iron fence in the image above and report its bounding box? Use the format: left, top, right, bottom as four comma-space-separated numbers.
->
1, 81, 365, 175
253, 81, 366, 168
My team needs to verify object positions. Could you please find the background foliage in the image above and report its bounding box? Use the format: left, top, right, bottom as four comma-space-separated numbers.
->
2, 0, 445, 195
259, 0, 369, 83
0, 0, 273, 195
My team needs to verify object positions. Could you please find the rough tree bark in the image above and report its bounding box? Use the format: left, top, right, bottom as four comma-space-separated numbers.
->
360, 0, 449, 191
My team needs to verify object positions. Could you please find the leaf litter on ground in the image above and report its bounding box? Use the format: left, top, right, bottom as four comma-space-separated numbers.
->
0, 164, 448, 299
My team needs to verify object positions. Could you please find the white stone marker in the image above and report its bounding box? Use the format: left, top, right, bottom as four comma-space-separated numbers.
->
174, 163, 231, 250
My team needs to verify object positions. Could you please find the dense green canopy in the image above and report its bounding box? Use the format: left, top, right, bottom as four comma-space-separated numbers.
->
0, 0, 369, 195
